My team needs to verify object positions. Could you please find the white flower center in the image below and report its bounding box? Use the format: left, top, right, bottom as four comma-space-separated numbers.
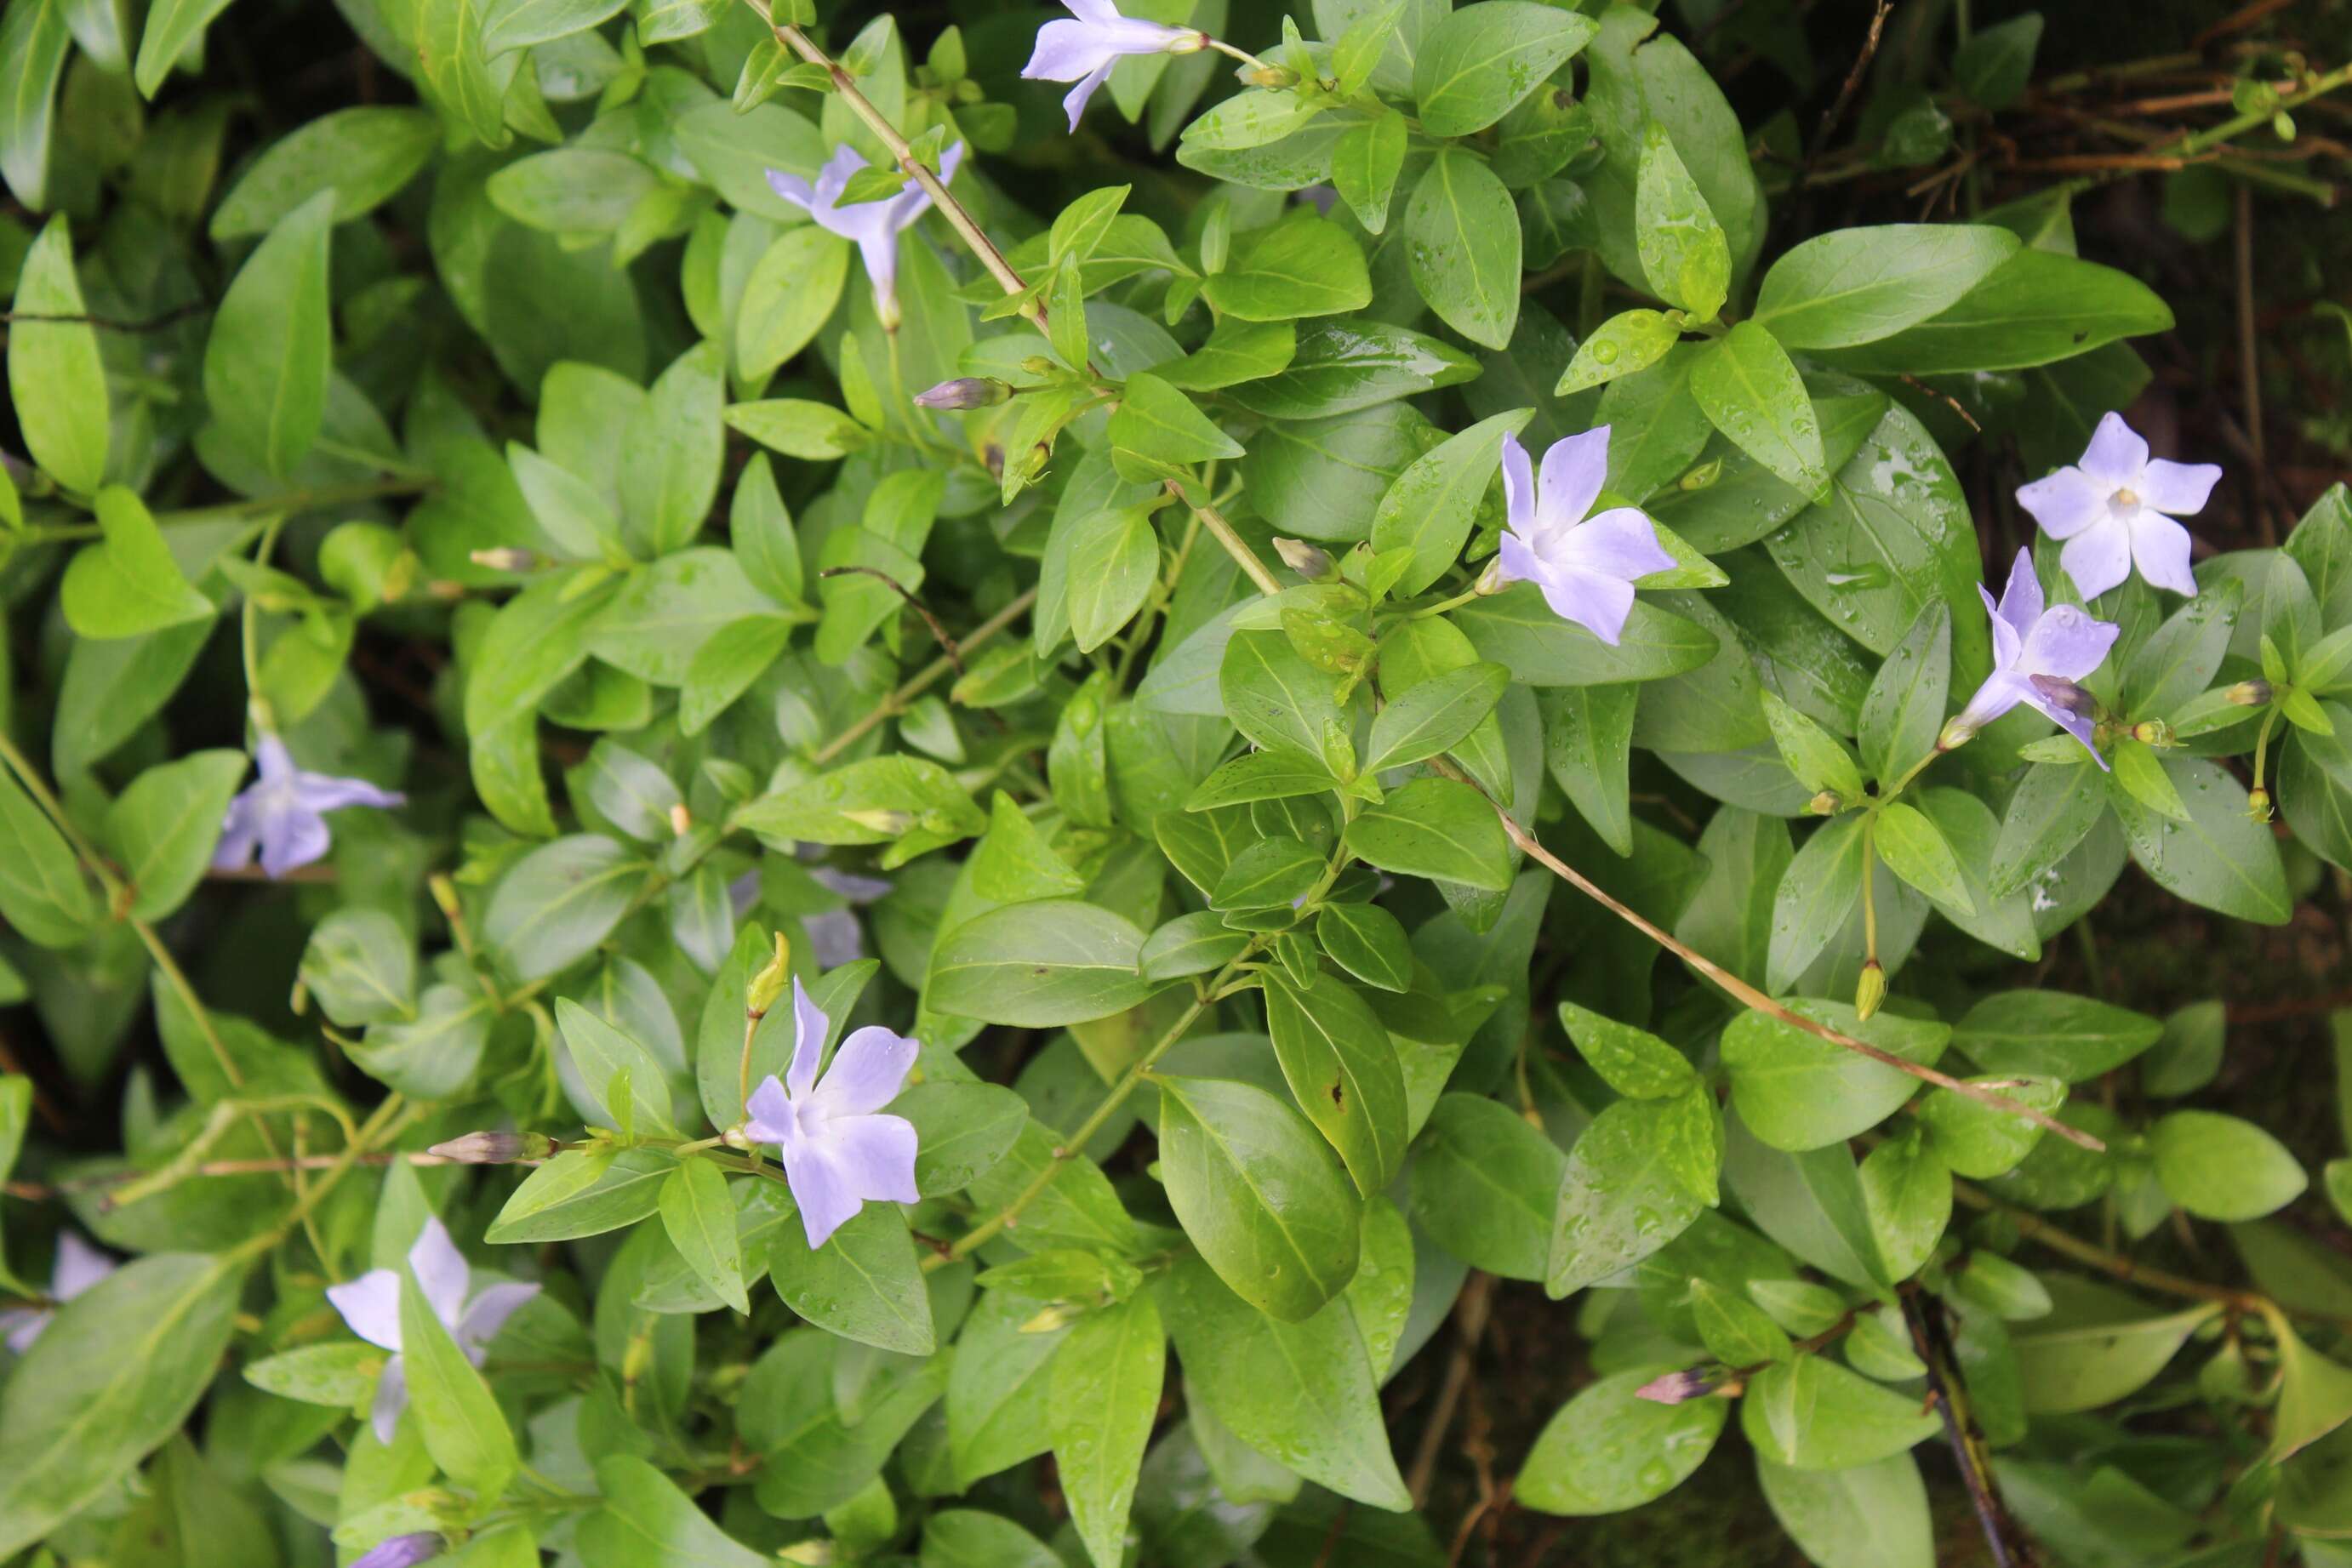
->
2111, 486, 2140, 510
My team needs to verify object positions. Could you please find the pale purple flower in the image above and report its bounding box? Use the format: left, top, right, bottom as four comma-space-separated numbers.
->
1493, 427, 1675, 647
764, 142, 966, 326
327, 1217, 540, 1444
2016, 412, 2220, 600
1946, 549, 2121, 767
806, 867, 892, 968
353, 1534, 442, 1568
745, 978, 919, 1250
1022, 0, 1206, 131
0, 1233, 115, 1353
211, 734, 402, 880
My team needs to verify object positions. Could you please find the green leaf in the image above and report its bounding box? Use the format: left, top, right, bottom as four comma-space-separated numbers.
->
1368, 408, 1529, 597
1186, 748, 1338, 811
243, 1341, 385, 1408
0, 0, 70, 209
1451, 588, 1717, 686
210, 106, 441, 239
726, 398, 870, 459
103, 750, 247, 921
1952, 989, 2162, 1081
737, 225, 850, 382
1411, 1, 1596, 137
897, 1080, 1026, 1197
1766, 815, 1868, 992
1954, 13, 2044, 110
1330, 112, 1407, 233
1109, 372, 1244, 466
922, 1511, 1060, 1568
1690, 322, 1825, 496
1156, 1252, 1408, 1509
1634, 121, 1729, 321
1858, 1129, 1950, 1280
1988, 760, 2109, 897
61, 487, 215, 639
398, 1269, 517, 1498
1232, 320, 1478, 424
1181, 89, 1324, 151
1365, 663, 1509, 773
928, 900, 1157, 1027
769, 1200, 936, 1354
1873, 801, 1972, 912
0, 1252, 245, 1558
298, 909, 415, 1028
736, 754, 984, 858
1556, 309, 1683, 396
1760, 689, 1864, 799
1263, 971, 1411, 1196
657, 1157, 748, 1314
2109, 755, 2291, 924
1065, 510, 1162, 654
1691, 1277, 1791, 1365
1755, 1454, 1935, 1568
486, 1147, 672, 1242
134, 0, 237, 96
1721, 1001, 1950, 1152
1315, 903, 1413, 993
0, 766, 94, 949
1915, 1075, 2064, 1179
203, 190, 334, 477
1407, 1092, 1564, 1281
1156, 318, 1299, 392
1814, 248, 2172, 374
1548, 1097, 1706, 1297
1752, 224, 2020, 350
1741, 1354, 1940, 1470
1220, 628, 1344, 755
482, 0, 631, 52
1403, 147, 1521, 351
416, 0, 508, 145
8, 218, 109, 493
580, 1455, 765, 1568
1517, 1366, 1727, 1515
1049, 1293, 1166, 1568
1557, 1001, 1698, 1098
1199, 212, 1371, 322
1344, 776, 1513, 891
1156, 1075, 1362, 1321
1539, 684, 1639, 853
2150, 1109, 2306, 1221
483, 835, 648, 983
1858, 601, 1951, 784
2008, 1280, 2218, 1414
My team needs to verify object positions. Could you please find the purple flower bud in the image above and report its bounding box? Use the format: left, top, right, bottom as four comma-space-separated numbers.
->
426, 1131, 553, 1165
1634, 1368, 1719, 1405
2229, 679, 2274, 706
913, 377, 1013, 410
353, 1532, 442, 1568
1272, 537, 1333, 578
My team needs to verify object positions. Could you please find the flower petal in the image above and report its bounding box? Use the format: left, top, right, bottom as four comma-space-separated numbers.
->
1495, 527, 1545, 586
1954, 671, 2024, 733
765, 169, 816, 211
370, 1354, 408, 1445
2015, 465, 2108, 540
328, 1269, 406, 1353
1025, 18, 1116, 83
855, 231, 901, 314
1556, 505, 1673, 583
2128, 510, 2199, 596
2078, 411, 2148, 487
2138, 458, 2222, 516
1979, 583, 2020, 672
456, 1282, 541, 1360
2058, 520, 2132, 602
784, 1139, 865, 1250
1060, 61, 1115, 131
257, 806, 333, 881
788, 978, 827, 1101
3, 1309, 52, 1354
1499, 430, 1535, 539
210, 794, 261, 871
810, 1025, 918, 1118
803, 909, 866, 969
293, 770, 404, 813
2021, 604, 2121, 682
2022, 684, 2109, 769
408, 1217, 471, 1330
49, 1233, 114, 1299
1535, 565, 1637, 647
1535, 426, 1611, 537
254, 733, 299, 784
820, 1113, 922, 1206
1993, 548, 2044, 641
745, 1074, 796, 1144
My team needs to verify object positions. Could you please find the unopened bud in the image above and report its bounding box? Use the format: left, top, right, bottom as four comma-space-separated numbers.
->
2131, 719, 2173, 746
983, 443, 1006, 481
1678, 458, 1724, 492
428, 1131, 556, 1164
1937, 716, 1977, 751
1245, 64, 1299, 88
1020, 1303, 1083, 1334
468, 547, 537, 573
1806, 791, 1842, 817
746, 931, 791, 1019
1854, 960, 1887, 1022
1273, 537, 1333, 578
913, 376, 1011, 410
1019, 356, 1059, 378
667, 802, 693, 836
2248, 786, 2273, 821
1019, 443, 1053, 483
1474, 557, 1507, 596
1635, 1368, 1721, 1405
2229, 679, 2275, 707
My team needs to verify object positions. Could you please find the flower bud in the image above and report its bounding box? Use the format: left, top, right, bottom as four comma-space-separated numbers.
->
427, 1131, 557, 1165
1678, 458, 1723, 492
2247, 786, 2273, 821
1806, 791, 1842, 817
1474, 557, 1506, 596
1019, 356, 1059, 378
1936, 716, 1977, 752
1020, 1303, 1084, 1334
913, 376, 1012, 410
1272, 537, 1333, 579
2131, 719, 2173, 747
746, 931, 792, 1019
2229, 679, 2275, 706
467, 547, 537, 573
667, 802, 693, 836
1854, 960, 1887, 1022
1245, 64, 1299, 88
1635, 1368, 1720, 1405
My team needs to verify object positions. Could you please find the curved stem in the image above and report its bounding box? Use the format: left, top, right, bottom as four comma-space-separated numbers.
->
810, 587, 1037, 765
1163, 477, 1281, 596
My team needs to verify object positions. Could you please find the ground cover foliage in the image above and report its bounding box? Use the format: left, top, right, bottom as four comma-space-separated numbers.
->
2, 0, 2351, 1563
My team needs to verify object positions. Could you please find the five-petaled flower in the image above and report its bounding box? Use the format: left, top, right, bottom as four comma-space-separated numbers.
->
212, 733, 403, 881
1493, 426, 1676, 647
1943, 549, 2121, 767
0, 1232, 114, 1353
2016, 411, 2220, 601
1023, 0, 1207, 132
327, 1216, 540, 1443
764, 142, 966, 329
745, 978, 920, 1250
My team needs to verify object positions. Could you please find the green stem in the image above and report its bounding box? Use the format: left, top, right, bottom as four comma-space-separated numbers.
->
1408, 586, 1484, 620
809, 587, 1038, 766
18, 478, 431, 545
